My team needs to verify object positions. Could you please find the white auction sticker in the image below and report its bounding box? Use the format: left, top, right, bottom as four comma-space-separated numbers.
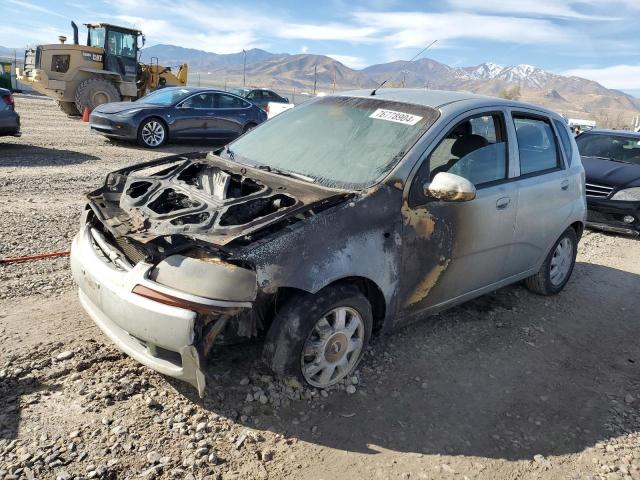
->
369, 108, 423, 125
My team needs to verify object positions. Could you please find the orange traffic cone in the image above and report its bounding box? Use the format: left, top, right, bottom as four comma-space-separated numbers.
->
82, 106, 90, 122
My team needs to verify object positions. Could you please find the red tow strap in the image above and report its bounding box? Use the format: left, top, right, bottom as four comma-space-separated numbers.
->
0, 251, 70, 265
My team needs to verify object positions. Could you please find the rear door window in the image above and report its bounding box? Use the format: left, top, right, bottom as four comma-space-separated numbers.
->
215, 93, 247, 108
553, 119, 574, 166
513, 116, 561, 175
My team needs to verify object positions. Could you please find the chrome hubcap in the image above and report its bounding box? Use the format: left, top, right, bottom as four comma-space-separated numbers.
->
301, 306, 364, 388
141, 121, 165, 146
550, 237, 573, 286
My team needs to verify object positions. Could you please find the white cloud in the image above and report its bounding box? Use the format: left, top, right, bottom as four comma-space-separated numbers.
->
446, 0, 610, 19
300, 45, 309, 53
5, 0, 65, 17
565, 64, 640, 92
325, 54, 367, 69
276, 23, 378, 42
353, 11, 574, 48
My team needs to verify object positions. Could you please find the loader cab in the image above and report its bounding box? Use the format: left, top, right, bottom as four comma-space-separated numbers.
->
85, 23, 141, 83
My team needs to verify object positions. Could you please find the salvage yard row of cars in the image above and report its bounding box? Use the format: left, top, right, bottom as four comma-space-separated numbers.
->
4, 85, 639, 396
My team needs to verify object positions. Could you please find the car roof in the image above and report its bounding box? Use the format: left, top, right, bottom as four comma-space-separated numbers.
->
0, 87, 10, 95
161, 86, 237, 95
579, 129, 640, 138
339, 88, 559, 116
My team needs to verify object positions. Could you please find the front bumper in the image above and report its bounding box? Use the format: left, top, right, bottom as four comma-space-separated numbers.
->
89, 112, 137, 139
70, 224, 249, 396
586, 198, 640, 236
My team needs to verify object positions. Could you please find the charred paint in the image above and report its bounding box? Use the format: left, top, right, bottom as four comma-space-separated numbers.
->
402, 204, 436, 239
405, 257, 450, 306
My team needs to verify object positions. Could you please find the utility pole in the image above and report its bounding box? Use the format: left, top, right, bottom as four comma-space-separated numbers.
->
13, 49, 17, 91
243, 49, 247, 87
313, 65, 317, 95
332, 69, 336, 93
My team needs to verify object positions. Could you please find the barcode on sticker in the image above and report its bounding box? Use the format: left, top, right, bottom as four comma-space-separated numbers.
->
369, 109, 422, 125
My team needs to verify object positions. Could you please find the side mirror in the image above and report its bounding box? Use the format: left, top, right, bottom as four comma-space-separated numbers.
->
424, 172, 476, 202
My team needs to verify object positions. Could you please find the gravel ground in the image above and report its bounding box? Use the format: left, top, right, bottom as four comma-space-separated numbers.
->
1, 95, 639, 480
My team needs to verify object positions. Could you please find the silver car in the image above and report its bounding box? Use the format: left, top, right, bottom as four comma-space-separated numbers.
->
70, 89, 586, 396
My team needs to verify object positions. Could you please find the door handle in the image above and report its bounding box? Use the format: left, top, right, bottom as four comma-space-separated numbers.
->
496, 197, 511, 210
561, 180, 569, 190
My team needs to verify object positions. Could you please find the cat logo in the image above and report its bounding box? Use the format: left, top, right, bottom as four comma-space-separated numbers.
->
82, 51, 103, 62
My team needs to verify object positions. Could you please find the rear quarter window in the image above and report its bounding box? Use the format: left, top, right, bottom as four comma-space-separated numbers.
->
553, 119, 574, 165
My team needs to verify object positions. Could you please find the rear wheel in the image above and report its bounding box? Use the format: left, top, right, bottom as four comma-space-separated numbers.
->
74, 78, 120, 113
263, 285, 372, 388
242, 122, 257, 134
57, 101, 80, 116
525, 227, 578, 295
137, 118, 167, 148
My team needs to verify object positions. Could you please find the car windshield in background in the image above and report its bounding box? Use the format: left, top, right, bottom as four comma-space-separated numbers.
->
576, 133, 640, 165
230, 88, 250, 97
226, 96, 439, 189
136, 88, 191, 106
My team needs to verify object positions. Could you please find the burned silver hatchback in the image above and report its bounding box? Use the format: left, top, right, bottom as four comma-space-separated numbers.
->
71, 90, 586, 396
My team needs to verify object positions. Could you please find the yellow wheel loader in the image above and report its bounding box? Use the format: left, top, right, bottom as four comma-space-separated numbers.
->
17, 22, 188, 116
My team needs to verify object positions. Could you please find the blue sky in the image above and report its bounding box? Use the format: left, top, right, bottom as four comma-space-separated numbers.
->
1, 0, 639, 95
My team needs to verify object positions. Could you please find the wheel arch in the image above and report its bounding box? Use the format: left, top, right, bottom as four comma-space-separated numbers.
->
570, 220, 585, 240
271, 276, 387, 335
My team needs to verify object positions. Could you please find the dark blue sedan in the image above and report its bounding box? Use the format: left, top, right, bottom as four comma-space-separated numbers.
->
89, 87, 267, 148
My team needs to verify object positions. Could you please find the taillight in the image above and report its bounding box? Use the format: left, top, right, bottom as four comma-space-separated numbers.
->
2, 94, 15, 110
264, 104, 270, 114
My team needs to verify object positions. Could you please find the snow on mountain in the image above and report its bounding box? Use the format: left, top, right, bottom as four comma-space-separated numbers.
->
462, 62, 504, 80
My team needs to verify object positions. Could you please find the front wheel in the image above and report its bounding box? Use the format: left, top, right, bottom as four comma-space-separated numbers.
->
263, 285, 372, 389
525, 227, 578, 295
137, 118, 167, 148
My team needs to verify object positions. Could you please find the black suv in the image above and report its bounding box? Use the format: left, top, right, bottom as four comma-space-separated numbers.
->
576, 129, 640, 235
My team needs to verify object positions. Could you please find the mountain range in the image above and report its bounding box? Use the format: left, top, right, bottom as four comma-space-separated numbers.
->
2, 42, 637, 128
142, 44, 639, 127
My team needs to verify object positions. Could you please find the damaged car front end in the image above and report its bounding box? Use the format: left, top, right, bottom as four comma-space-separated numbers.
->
72, 91, 585, 396
71, 150, 358, 396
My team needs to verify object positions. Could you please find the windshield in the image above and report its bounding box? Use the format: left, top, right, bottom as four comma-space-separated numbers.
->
136, 88, 191, 106
230, 88, 250, 97
576, 133, 640, 165
88, 27, 105, 48
226, 96, 439, 189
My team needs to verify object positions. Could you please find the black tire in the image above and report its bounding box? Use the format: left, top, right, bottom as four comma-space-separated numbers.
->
525, 227, 578, 295
242, 122, 257, 134
263, 284, 372, 388
137, 117, 167, 148
74, 78, 120, 113
57, 101, 80, 116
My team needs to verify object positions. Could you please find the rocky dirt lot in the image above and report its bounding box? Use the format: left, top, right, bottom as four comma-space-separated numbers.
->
1, 95, 639, 480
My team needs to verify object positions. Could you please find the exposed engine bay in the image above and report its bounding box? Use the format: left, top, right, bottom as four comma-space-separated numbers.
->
85, 151, 351, 265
